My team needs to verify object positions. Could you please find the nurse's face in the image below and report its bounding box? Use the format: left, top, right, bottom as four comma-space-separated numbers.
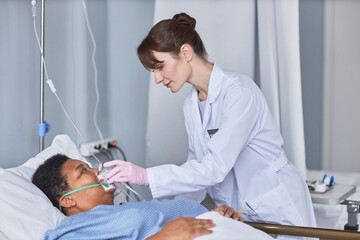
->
61, 159, 114, 213
151, 51, 190, 93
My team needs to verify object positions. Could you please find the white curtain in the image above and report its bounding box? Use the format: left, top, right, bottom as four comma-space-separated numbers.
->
257, 0, 306, 178
146, 0, 307, 178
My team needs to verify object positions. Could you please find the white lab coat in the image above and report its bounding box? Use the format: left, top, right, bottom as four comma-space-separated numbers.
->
147, 63, 316, 228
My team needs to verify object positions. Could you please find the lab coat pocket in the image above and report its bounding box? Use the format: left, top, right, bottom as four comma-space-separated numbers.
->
243, 183, 303, 225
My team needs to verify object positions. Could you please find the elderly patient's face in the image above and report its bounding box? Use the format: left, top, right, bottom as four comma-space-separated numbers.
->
61, 159, 114, 212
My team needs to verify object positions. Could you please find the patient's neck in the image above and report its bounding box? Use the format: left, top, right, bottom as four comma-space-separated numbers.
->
64, 206, 84, 216
64, 208, 78, 216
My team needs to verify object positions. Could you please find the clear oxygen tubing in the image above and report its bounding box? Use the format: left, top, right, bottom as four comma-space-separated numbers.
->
120, 182, 145, 202
81, 0, 104, 150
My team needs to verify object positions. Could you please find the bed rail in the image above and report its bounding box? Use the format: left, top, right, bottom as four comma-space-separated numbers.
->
246, 222, 360, 240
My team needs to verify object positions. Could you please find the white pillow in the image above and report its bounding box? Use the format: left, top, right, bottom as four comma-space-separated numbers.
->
0, 134, 87, 240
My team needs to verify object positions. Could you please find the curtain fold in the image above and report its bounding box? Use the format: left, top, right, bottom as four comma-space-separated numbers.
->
257, 0, 306, 178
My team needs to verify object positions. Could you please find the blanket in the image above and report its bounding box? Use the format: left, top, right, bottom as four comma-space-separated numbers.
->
44, 199, 207, 240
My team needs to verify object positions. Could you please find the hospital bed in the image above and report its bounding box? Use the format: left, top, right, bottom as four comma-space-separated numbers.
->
247, 169, 360, 239
247, 222, 360, 239
246, 169, 360, 239
1, 135, 360, 240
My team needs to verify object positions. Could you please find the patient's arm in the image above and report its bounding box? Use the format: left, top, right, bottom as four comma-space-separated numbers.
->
146, 217, 214, 240
211, 205, 244, 222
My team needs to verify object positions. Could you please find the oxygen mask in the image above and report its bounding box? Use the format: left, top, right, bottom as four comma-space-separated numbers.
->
97, 164, 117, 193
97, 162, 146, 204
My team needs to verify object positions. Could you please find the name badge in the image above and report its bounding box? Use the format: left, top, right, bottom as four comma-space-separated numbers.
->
207, 128, 218, 138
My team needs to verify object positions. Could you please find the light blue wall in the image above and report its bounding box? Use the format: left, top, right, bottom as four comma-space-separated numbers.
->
106, 0, 155, 199
0, 0, 154, 170
0, 0, 43, 168
106, 0, 154, 169
299, 0, 324, 170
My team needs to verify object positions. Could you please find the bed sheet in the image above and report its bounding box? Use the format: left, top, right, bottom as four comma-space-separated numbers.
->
195, 212, 273, 240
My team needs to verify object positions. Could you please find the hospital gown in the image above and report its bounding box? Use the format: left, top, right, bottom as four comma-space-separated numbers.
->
44, 199, 208, 240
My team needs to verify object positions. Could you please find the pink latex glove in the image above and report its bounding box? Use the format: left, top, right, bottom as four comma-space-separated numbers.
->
103, 160, 149, 186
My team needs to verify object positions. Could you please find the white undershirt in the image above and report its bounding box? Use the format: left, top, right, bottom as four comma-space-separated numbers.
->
198, 97, 206, 124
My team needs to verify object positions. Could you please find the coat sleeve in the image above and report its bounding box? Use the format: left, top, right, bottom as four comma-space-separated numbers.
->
147, 87, 259, 198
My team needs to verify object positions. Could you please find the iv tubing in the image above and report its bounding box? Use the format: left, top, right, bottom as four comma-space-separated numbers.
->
32, 1, 145, 199
81, 0, 105, 149
32, 16, 102, 168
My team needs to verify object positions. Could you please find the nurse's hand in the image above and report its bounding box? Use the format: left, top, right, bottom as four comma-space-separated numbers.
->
211, 205, 244, 222
103, 160, 149, 186
146, 217, 214, 240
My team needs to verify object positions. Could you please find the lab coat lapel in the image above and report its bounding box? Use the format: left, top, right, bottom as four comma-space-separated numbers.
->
202, 63, 223, 130
190, 63, 224, 154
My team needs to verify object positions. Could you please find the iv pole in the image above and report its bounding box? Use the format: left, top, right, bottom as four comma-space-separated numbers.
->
39, 0, 45, 152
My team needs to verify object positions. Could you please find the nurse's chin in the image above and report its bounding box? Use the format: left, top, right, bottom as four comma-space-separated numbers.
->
170, 88, 179, 93
171, 81, 188, 93
169, 85, 182, 93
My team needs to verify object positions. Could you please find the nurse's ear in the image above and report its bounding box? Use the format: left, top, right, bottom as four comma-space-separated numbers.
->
180, 44, 193, 62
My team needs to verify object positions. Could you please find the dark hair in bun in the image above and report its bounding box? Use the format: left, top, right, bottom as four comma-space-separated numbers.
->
173, 12, 196, 30
137, 12, 207, 70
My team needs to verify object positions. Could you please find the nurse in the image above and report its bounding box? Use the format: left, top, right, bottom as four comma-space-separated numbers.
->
105, 12, 316, 232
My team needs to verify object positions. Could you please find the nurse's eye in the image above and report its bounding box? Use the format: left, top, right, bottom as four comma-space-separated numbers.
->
81, 167, 87, 174
153, 64, 163, 71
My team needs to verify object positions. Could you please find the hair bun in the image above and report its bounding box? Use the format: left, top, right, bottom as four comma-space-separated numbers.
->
173, 13, 196, 30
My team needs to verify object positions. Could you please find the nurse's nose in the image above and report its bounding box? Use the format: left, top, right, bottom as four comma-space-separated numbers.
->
154, 70, 163, 84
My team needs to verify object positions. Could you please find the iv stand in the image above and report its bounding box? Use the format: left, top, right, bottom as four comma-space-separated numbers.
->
39, 0, 45, 152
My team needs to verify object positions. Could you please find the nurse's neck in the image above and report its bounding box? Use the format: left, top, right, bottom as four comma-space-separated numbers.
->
188, 58, 213, 102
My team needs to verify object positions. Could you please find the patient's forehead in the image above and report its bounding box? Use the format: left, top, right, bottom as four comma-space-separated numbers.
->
62, 159, 83, 169
61, 159, 87, 177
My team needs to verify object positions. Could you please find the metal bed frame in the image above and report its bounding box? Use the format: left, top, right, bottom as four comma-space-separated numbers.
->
247, 222, 360, 240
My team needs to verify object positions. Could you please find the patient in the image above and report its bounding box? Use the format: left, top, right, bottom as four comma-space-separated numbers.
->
32, 154, 242, 240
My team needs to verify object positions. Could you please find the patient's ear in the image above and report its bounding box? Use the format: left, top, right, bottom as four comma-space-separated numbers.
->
59, 196, 76, 210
